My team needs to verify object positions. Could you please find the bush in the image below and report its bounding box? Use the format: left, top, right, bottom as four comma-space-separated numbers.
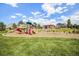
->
73, 29, 79, 34
76, 30, 79, 34
0, 30, 7, 33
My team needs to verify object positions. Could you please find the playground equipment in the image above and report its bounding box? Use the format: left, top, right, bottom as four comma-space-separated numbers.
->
15, 21, 36, 35
15, 28, 22, 34
25, 21, 36, 35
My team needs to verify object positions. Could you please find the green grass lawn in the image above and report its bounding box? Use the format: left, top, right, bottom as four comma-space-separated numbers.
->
0, 33, 79, 56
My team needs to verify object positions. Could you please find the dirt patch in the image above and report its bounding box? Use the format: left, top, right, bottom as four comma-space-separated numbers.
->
2, 32, 79, 39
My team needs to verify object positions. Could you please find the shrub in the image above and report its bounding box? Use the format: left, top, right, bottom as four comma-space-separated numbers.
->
72, 29, 79, 34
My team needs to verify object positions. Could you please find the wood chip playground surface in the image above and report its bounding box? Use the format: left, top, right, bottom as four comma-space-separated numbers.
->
2, 32, 79, 39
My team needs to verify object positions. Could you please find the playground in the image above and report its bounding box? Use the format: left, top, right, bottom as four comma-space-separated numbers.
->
2, 22, 79, 39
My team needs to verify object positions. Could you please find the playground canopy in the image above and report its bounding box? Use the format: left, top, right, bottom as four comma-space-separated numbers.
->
18, 22, 33, 28
26, 22, 32, 25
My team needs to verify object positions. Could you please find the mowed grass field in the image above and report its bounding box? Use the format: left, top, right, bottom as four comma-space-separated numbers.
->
0, 33, 79, 56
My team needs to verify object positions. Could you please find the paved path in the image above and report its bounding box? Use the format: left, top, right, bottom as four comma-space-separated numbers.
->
2, 32, 79, 39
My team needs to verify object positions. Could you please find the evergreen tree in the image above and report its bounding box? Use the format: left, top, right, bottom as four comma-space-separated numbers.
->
67, 19, 72, 28
0, 22, 6, 31
12, 23, 17, 29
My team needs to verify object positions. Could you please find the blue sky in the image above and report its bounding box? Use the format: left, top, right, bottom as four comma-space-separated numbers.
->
0, 3, 79, 25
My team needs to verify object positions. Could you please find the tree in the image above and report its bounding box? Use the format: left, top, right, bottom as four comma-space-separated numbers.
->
73, 24, 79, 29
76, 25, 79, 29
0, 22, 6, 31
18, 20, 25, 26
33, 22, 37, 28
67, 19, 72, 28
37, 24, 42, 29
12, 23, 17, 29
73, 24, 77, 29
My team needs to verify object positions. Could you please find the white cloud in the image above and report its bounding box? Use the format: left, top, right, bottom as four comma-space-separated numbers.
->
31, 11, 47, 19
5, 3, 18, 7
22, 19, 27, 22
15, 13, 27, 19
10, 15, 16, 18
41, 19, 56, 25
56, 7, 63, 13
42, 3, 56, 16
70, 11, 79, 24
10, 13, 27, 23
41, 3, 77, 25
56, 7, 68, 13
70, 11, 79, 21
51, 3, 62, 6
27, 16, 56, 26
31, 11, 41, 16
30, 10, 57, 25
30, 10, 79, 25
15, 13, 26, 18
60, 16, 69, 20
59, 11, 79, 25
59, 15, 69, 24
15, 13, 23, 16
22, 15, 26, 18
63, 8, 68, 12
42, 3, 69, 16
66, 3, 76, 6
46, 19, 56, 25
